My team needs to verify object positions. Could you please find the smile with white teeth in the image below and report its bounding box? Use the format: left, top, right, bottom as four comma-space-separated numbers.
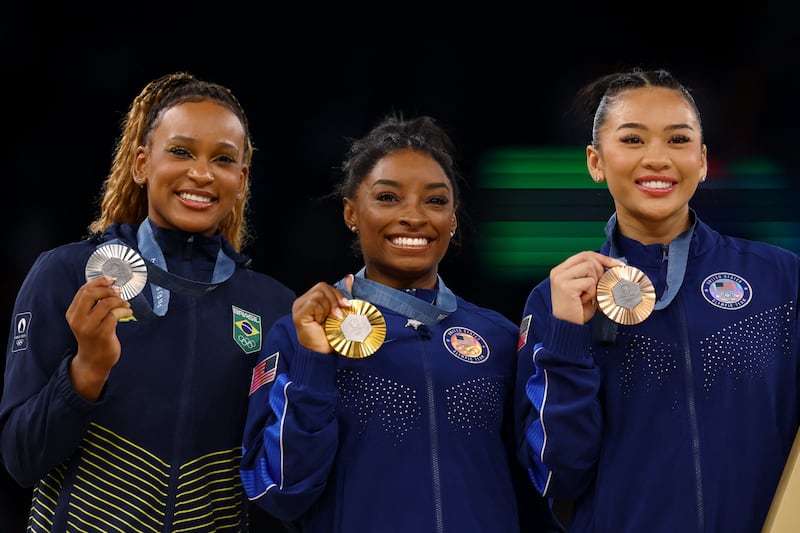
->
179, 192, 213, 203
638, 180, 673, 189
391, 237, 429, 247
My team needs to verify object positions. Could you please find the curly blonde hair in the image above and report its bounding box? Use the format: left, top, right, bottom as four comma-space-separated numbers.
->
88, 72, 254, 251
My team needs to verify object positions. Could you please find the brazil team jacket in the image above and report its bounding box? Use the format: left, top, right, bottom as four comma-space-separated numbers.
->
0, 221, 295, 532
515, 215, 800, 532
241, 279, 562, 533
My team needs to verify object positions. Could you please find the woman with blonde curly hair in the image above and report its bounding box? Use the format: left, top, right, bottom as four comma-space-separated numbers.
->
0, 71, 295, 532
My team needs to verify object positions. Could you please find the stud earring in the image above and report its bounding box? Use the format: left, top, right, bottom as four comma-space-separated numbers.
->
593, 175, 602, 182
700, 175, 706, 182
350, 225, 358, 234
450, 230, 456, 238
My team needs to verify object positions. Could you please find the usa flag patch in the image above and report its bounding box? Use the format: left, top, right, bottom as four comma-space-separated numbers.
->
250, 351, 279, 395
518, 315, 531, 351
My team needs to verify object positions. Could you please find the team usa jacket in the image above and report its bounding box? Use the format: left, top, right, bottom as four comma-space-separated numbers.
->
515, 213, 800, 532
241, 273, 562, 533
0, 221, 295, 532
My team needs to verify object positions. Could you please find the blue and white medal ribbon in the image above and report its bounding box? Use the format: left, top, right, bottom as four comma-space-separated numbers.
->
335, 266, 457, 325
594, 210, 695, 341
127, 218, 236, 319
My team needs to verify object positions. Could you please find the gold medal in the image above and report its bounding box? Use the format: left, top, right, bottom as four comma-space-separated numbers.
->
325, 299, 386, 358
85, 244, 148, 301
596, 265, 656, 325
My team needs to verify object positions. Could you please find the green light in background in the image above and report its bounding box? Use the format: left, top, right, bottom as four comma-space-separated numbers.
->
729, 221, 800, 251
474, 147, 608, 282
477, 221, 607, 280
475, 146, 601, 189
722, 158, 787, 188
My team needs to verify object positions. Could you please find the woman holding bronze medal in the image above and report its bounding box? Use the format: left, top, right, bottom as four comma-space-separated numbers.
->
241, 113, 562, 532
0, 72, 296, 531
514, 68, 800, 532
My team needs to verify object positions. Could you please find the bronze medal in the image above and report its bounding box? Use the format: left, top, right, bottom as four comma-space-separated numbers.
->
85, 243, 148, 301
596, 265, 656, 325
325, 299, 386, 358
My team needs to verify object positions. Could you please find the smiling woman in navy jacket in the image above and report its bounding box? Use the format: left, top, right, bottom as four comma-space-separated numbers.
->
0, 72, 296, 532
241, 112, 562, 533
515, 68, 800, 533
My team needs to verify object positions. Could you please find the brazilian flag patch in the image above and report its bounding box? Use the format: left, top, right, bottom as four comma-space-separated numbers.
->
232, 305, 262, 354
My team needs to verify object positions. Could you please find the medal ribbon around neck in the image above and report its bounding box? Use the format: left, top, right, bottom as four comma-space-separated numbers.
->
335, 267, 457, 325
594, 210, 695, 340
124, 218, 235, 319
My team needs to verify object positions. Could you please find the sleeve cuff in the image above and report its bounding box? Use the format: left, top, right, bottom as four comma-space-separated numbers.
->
541, 315, 594, 366
288, 346, 337, 391
56, 356, 102, 414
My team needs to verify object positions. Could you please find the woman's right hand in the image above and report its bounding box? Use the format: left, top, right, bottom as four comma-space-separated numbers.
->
65, 275, 132, 401
292, 274, 354, 353
550, 252, 624, 325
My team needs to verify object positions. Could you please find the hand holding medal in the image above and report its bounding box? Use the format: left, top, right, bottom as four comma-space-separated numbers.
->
85, 243, 147, 320
291, 275, 386, 357
325, 299, 386, 358
596, 264, 656, 325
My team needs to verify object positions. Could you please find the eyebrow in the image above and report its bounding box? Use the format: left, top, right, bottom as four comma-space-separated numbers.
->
616, 122, 696, 132
371, 178, 451, 191
167, 135, 241, 151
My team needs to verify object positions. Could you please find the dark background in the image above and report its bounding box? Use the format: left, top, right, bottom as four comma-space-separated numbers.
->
2, 12, 798, 531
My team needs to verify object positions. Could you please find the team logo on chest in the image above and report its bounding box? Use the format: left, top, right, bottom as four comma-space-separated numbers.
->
443, 327, 490, 363
701, 272, 752, 310
232, 305, 263, 354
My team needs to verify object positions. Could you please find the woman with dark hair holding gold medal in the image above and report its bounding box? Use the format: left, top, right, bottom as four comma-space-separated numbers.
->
241, 113, 562, 532
515, 68, 800, 532
0, 72, 296, 532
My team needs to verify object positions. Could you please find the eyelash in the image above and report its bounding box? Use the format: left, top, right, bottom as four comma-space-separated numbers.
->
375, 192, 449, 205
168, 146, 192, 157
620, 134, 691, 144
167, 146, 237, 163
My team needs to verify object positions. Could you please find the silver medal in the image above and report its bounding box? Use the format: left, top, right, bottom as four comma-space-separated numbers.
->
85, 243, 148, 300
